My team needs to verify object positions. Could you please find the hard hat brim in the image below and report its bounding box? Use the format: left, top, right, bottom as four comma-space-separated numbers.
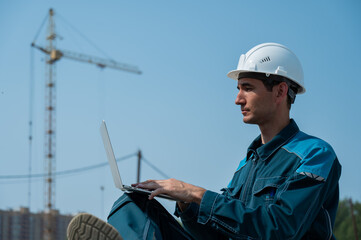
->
226, 69, 306, 94
227, 70, 241, 81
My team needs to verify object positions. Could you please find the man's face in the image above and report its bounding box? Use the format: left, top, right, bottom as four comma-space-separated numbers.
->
235, 78, 276, 125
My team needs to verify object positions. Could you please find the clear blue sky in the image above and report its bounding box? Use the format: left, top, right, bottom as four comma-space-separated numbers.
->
0, 1, 360, 220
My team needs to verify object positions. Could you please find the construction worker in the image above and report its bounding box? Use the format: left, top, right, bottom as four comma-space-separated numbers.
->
67, 43, 341, 239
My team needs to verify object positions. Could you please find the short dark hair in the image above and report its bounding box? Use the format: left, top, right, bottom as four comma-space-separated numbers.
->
261, 79, 293, 109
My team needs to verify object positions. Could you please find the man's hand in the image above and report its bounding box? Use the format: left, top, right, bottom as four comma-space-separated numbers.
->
132, 178, 206, 205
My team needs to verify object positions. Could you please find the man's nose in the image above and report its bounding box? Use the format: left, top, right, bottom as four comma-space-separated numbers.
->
235, 90, 245, 105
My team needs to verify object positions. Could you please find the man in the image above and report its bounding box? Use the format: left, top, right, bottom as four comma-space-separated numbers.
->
67, 43, 341, 239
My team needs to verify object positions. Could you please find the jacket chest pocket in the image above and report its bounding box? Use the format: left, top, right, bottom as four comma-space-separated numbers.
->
224, 166, 249, 198
252, 176, 286, 205
222, 185, 243, 199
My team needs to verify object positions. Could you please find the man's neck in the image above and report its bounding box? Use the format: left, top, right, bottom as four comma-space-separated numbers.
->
259, 116, 290, 144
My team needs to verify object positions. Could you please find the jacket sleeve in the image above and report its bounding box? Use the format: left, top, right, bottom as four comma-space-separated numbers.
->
177, 158, 341, 240
175, 203, 223, 240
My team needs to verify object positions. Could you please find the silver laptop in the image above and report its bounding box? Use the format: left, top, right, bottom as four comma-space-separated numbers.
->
100, 120, 176, 201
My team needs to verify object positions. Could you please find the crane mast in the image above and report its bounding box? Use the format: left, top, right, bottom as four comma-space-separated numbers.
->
32, 8, 141, 240
44, 8, 56, 240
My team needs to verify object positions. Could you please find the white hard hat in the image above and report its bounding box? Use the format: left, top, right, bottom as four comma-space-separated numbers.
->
227, 43, 305, 94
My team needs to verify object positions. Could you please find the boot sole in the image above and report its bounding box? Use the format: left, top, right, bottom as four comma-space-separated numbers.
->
67, 213, 123, 240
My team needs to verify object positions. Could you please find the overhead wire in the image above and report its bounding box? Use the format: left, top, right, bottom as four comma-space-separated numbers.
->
142, 156, 170, 179
0, 152, 172, 186
0, 152, 137, 180
0, 168, 97, 185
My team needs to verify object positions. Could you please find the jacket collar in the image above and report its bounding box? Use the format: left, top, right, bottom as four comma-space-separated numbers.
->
247, 119, 300, 161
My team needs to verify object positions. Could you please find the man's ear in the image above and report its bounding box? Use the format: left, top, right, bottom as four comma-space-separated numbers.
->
274, 82, 288, 103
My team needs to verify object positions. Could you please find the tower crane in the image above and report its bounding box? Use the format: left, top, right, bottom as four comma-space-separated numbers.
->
31, 8, 141, 240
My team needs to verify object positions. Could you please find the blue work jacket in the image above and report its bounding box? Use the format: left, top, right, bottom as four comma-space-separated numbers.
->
175, 119, 341, 240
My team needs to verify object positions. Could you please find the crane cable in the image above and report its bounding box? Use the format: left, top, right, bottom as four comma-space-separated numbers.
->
32, 13, 48, 45
28, 45, 36, 209
55, 12, 85, 53
56, 12, 114, 61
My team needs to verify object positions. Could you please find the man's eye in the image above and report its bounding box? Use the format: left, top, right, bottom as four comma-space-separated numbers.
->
245, 87, 252, 92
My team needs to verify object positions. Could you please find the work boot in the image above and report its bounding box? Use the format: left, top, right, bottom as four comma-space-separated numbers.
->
67, 212, 123, 240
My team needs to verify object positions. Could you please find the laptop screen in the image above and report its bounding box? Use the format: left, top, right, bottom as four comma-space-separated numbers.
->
100, 120, 124, 190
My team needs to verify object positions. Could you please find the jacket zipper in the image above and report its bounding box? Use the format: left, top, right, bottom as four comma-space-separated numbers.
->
241, 153, 257, 202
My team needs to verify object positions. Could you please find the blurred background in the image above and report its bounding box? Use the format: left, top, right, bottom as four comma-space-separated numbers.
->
0, 0, 360, 239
